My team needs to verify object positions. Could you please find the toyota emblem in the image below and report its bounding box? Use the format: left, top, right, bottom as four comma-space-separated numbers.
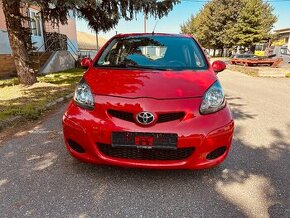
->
136, 112, 155, 125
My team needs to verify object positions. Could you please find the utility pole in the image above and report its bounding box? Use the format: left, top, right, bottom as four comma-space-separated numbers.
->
144, 14, 147, 33
96, 32, 99, 51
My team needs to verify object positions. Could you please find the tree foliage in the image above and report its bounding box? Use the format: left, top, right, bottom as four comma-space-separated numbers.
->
232, 0, 277, 48
181, 0, 277, 50
33, 0, 180, 32
1, 0, 180, 85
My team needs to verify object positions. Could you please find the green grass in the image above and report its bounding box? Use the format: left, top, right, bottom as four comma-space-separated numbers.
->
38, 68, 84, 85
0, 77, 19, 88
0, 68, 84, 125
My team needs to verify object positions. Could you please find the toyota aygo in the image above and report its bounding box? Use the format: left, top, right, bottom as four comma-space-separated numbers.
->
62, 33, 234, 169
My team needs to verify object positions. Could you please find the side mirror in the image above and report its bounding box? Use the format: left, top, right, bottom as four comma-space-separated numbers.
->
212, 60, 226, 73
80, 57, 92, 68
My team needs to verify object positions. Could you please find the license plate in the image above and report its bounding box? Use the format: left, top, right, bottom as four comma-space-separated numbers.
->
112, 132, 177, 149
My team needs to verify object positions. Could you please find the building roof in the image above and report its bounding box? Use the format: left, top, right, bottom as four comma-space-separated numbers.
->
274, 28, 290, 34
77, 31, 107, 51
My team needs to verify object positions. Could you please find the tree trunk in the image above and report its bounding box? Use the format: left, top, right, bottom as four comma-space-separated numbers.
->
249, 45, 255, 54
221, 48, 224, 57
2, 0, 37, 85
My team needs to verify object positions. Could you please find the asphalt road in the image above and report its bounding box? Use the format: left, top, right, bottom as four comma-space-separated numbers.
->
1, 70, 290, 218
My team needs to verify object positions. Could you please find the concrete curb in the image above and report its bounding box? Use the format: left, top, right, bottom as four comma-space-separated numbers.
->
227, 65, 290, 78
44, 93, 74, 108
0, 92, 74, 131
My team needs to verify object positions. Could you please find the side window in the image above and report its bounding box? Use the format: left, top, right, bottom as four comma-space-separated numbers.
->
280, 48, 290, 55
281, 48, 286, 55
104, 43, 117, 64
187, 39, 206, 68
193, 47, 205, 67
97, 39, 119, 65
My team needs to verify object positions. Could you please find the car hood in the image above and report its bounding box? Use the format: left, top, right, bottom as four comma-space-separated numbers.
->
84, 68, 216, 99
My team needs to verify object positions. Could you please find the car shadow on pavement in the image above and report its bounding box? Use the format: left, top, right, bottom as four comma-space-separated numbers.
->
64, 120, 289, 217
226, 94, 257, 121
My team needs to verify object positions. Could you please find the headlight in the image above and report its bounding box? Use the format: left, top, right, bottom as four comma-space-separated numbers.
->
74, 78, 94, 110
200, 80, 225, 114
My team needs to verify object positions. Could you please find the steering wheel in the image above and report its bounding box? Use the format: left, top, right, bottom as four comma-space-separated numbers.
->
167, 60, 186, 67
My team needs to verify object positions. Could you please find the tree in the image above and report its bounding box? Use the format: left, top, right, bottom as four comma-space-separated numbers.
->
181, 2, 215, 49
2, 1, 37, 85
1, 0, 180, 85
181, 0, 276, 54
218, 0, 242, 48
232, 0, 277, 51
181, 0, 241, 52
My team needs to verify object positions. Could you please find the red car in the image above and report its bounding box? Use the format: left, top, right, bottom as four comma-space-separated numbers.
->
63, 33, 234, 169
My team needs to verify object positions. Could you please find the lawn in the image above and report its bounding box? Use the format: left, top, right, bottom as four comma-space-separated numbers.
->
0, 68, 84, 126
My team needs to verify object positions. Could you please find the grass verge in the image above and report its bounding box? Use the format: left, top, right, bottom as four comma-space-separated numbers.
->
0, 68, 84, 126
227, 65, 259, 77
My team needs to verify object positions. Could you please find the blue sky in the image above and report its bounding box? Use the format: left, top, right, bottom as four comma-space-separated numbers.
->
76, 1, 290, 39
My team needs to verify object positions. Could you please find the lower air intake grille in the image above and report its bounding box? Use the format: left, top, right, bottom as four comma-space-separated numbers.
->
97, 143, 194, 161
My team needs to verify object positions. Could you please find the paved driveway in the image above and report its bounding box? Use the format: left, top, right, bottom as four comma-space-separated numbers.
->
1, 70, 290, 217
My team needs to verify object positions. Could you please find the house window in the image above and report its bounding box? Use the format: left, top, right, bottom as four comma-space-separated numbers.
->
29, 9, 42, 37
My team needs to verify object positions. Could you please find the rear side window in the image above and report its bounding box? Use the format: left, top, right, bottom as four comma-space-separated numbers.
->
95, 35, 208, 71
281, 47, 290, 55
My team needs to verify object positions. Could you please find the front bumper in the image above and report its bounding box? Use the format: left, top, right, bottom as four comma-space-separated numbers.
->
62, 96, 234, 170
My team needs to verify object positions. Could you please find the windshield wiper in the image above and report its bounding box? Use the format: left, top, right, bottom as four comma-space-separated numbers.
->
95, 63, 169, 71
119, 64, 169, 71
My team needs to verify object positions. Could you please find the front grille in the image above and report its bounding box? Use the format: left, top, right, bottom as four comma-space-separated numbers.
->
108, 109, 134, 122
97, 143, 194, 161
108, 109, 185, 124
157, 112, 185, 123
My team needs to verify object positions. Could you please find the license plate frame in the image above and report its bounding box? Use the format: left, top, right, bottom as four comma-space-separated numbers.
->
112, 132, 177, 149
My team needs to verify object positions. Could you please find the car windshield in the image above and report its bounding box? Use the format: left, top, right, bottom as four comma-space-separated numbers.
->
95, 35, 208, 71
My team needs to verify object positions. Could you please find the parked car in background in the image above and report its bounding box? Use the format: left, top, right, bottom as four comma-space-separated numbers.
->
267, 45, 290, 64
62, 33, 234, 170
231, 53, 257, 59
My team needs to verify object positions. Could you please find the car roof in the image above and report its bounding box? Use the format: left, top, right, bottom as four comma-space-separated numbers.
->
114, 33, 192, 39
